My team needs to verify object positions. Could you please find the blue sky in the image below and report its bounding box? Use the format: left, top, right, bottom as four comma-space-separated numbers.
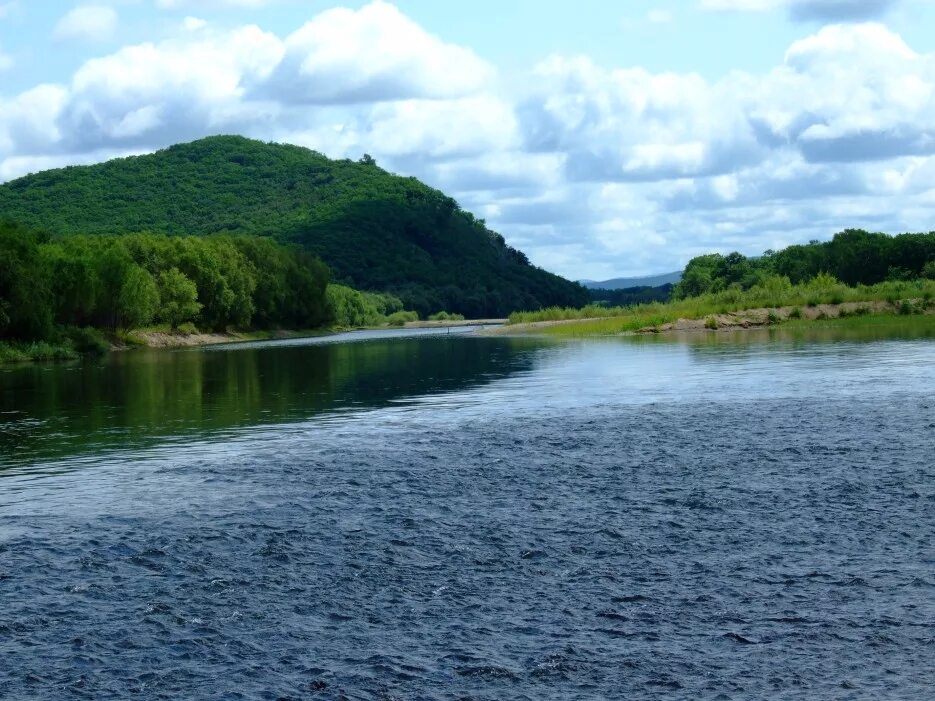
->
2, 0, 935, 279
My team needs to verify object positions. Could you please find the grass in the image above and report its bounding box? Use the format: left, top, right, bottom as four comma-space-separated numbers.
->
0, 341, 80, 363
507, 275, 935, 337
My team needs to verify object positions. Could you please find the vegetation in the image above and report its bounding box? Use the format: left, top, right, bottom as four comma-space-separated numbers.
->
0, 222, 333, 354
587, 284, 674, 306
325, 284, 409, 328
507, 229, 934, 336
673, 229, 935, 299
0, 135, 588, 318
427, 311, 466, 322
508, 276, 935, 336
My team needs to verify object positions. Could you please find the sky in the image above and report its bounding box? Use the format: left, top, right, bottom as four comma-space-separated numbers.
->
2, 1, 935, 280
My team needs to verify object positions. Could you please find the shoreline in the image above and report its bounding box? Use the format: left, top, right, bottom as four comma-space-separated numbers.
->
124, 318, 508, 350
488, 300, 934, 337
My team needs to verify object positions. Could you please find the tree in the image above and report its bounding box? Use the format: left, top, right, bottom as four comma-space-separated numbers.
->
157, 267, 201, 329
118, 265, 160, 328
0, 223, 53, 340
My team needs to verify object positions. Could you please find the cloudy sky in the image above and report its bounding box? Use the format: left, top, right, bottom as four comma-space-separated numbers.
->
2, 1, 935, 279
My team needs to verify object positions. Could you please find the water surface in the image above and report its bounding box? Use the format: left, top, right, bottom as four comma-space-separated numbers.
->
1, 326, 933, 699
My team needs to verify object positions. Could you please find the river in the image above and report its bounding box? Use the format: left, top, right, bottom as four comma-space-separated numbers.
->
1, 325, 933, 699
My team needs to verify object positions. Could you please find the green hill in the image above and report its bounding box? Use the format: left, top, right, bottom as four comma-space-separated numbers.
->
0, 136, 587, 317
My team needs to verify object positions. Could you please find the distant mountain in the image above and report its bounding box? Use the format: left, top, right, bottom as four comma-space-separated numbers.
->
580, 271, 683, 290
0, 135, 588, 317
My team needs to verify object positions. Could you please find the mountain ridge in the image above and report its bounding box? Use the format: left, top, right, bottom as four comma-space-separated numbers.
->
579, 271, 682, 290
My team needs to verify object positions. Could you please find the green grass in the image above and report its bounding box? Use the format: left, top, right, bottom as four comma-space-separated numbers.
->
0, 341, 80, 363
508, 276, 935, 336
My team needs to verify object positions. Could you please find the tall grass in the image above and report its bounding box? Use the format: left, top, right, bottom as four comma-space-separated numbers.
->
0, 341, 80, 363
508, 275, 935, 335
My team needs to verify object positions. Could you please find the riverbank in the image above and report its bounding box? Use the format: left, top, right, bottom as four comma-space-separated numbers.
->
125, 319, 506, 349
0, 320, 509, 364
493, 300, 935, 337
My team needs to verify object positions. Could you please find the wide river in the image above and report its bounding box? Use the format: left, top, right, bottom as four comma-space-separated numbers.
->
1, 324, 933, 700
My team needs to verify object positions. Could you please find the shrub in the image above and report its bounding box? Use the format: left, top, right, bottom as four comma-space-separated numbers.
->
789, 307, 802, 319
65, 326, 109, 355
704, 316, 719, 330
767, 310, 780, 325
176, 322, 199, 334
428, 311, 466, 322
386, 311, 419, 326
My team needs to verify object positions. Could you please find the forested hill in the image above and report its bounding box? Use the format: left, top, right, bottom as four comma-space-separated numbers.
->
0, 136, 587, 317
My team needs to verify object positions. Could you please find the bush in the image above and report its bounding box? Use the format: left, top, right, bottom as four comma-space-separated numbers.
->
428, 311, 466, 322
789, 307, 802, 319
176, 322, 199, 334
64, 326, 109, 355
386, 311, 419, 326
704, 316, 719, 330
767, 310, 780, 325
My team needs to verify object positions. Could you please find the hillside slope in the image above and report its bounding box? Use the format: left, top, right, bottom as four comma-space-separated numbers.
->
0, 136, 587, 317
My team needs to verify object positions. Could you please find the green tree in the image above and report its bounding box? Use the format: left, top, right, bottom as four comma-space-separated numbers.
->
119, 265, 160, 328
0, 223, 53, 340
157, 267, 201, 329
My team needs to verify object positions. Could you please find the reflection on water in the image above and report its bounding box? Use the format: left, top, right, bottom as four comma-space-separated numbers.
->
1, 324, 933, 699
0, 330, 548, 471
3, 322, 932, 477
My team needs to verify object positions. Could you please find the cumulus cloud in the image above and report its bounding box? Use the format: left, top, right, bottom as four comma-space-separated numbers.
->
517, 56, 762, 182
258, 1, 493, 104
56, 25, 283, 150
54, 5, 118, 42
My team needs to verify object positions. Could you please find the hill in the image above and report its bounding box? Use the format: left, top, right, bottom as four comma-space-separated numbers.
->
580, 271, 682, 290
0, 136, 588, 317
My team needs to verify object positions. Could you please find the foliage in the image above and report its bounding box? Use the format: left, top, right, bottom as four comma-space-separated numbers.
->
0, 223, 53, 340
157, 268, 202, 329
0, 222, 331, 343
588, 284, 673, 306
509, 276, 935, 335
386, 311, 419, 326
0, 135, 588, 317
672, 229, 935, 299
427, 311, 466, 321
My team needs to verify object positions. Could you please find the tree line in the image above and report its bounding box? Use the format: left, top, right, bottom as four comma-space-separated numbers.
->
0, 223, 332, 342
674, 229, 935, 299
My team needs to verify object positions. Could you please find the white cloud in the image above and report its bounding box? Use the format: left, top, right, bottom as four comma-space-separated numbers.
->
54, 5, 118, 42
59, 25, 283, 149
182, 16, 207, 32
0, 85, 69, 158
258, 1, 493, 104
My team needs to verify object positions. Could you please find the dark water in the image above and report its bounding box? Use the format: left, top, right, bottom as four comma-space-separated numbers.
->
1, 326, 934, 699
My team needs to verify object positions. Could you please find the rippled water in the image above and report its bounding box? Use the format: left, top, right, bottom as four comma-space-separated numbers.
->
1, 327, 934, 699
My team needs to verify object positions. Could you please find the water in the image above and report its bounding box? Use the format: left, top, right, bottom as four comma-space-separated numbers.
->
1, 326, 933, 699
